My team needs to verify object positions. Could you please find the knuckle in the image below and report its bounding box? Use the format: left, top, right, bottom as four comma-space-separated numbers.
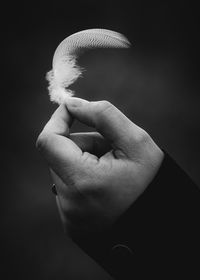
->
95, 100, 114, 115
98, 100, 112, 107
98, 100, 112, 109
36, 132, 51, 151
134, 128, 150, 145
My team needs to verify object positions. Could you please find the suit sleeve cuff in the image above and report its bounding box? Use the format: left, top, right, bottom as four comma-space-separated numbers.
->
71, 152, 200, 276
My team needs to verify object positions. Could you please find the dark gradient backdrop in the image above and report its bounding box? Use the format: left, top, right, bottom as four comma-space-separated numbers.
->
2, 1, 200, 279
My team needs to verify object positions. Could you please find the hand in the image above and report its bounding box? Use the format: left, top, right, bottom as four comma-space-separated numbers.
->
36, 98, 164, 236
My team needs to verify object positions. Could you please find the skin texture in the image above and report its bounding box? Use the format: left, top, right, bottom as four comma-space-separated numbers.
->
36, 98, 164, 236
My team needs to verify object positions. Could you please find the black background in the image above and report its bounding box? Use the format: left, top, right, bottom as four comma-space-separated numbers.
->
2, 1, 200, 279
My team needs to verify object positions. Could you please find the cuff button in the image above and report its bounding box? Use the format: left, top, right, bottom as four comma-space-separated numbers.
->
111, 244, 134, 257
108, 244, 135, 278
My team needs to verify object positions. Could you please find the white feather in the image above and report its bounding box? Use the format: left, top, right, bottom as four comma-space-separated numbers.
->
46, 55, 83, 104
46, 29, 131, 104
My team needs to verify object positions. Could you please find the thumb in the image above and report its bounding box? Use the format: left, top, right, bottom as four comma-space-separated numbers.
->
66, 97, 142, 150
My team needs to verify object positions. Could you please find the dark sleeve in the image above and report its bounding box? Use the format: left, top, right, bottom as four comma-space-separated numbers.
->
72, 152, 200, 279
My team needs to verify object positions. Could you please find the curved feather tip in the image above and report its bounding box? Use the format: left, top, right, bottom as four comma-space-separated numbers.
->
46, 29, 131, 104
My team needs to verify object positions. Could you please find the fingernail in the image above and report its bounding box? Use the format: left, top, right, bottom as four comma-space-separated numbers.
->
66, 97, 89, 108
